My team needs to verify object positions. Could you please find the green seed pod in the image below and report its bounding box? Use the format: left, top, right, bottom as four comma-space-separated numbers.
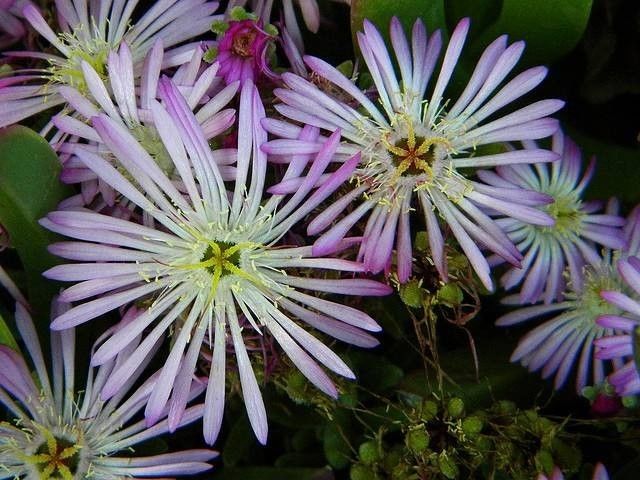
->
350, 464, 376, 480
405, 426, 430, 454
447, 398, 465, 418
400, 280, 424, 308
437, 283, 463, 306
421, 400, 439, 421
494, 400, 517, 416
438, 452, 459, 479
359, 441, 380, 466
414, 231, 429, 252
534, 449, 555, 475
462, 416, 484, 437
382, 446, 403, 473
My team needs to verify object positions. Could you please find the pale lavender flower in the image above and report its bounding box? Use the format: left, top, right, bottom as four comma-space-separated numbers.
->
263, 17, 563, 289
497, 202, 639, 392
595, 211, 640, 396
53, 40, 237, 206
0, 0, 220, 129
480, 131, 626, 304
42, 79, 389, 445
0, 301, 216, 479
0, 0, 32, 48
537, 463, 609, 480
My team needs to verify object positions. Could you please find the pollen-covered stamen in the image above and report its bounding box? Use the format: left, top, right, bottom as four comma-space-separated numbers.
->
543, 191, 584, 236
232, 30, 258, 57
574, 265, 622, 321
381, 119, 449, 179
48, 29, 114, 90
23, 428, 82, 480
178, 240, 261, 299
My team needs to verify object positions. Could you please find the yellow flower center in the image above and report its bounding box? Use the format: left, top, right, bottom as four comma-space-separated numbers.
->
48, 28, 114, 92
22, 428, 82, 480
178, 240, 260, 300
543, 192, 584, 236
381, 118, 450, 180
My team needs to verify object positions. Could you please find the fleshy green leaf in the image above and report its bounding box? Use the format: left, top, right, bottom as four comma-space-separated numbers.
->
0, 126, 72, 318
351, 0, 448, 50
472, 0, 593, 65
0, 313, 18, 350
322, 409, 352, 469
222, 415, 254, 467
565, 126, 640, 203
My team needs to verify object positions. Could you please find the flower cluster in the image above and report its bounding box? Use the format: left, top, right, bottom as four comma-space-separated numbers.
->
0, 0, 636, 476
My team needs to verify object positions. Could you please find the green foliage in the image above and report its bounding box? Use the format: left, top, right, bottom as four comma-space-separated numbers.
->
0, 313, 18, 349
350, 0, 448, 49
0, 126, 72, 319
322, 409, 353, 469
461, 0, 593, 65
222, 415, 254, 467
566, 126, 640, 203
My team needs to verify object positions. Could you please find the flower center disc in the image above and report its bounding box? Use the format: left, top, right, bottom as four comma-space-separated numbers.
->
389, 135, 436, 176
231, 30, 258, 57
545, 193, 583, 235
29, 433, 82, 479
201, 241, 241, 276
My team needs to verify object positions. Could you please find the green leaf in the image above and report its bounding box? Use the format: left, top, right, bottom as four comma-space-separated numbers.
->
222, 415, 254, 467
399, 333, 547, 409
351, 0, 448, 50
0, 126, 72, 319
0, 312, 18, 350
473, 0, 593, 65
564, 126, 640, 203
322, 409, 353, 469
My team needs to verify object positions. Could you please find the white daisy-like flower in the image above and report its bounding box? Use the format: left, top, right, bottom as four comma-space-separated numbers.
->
0, 0, 221, 130
497, 202, 638, 392
42, 79, 390, 445
480, 130, 626, 304
52, 39, 238, 206
262, 17, 563, 289
0, 302, 216, 479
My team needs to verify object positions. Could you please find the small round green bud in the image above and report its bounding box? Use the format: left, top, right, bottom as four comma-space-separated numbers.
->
359, 441, 380, 466
405, 426, 430, 454
462, 416, 483, 436
400, 280, 424, 309
494, 400, 517, 416
623, 395, 639, 408
581, 385, 597, 401
264, 24, 278, 36
336, 60, 354, 77
391, 463, 413, 480
382, 446, 403, 473
474, 435, 492, 452
414, 231, 429, 252
447, 398, 465, 418
420, 400, 439, 421
534, 449, 555, 474
203, 47, 218, 63
437, 283, 463, 306
350, 464, 376, 480
438, 452, 459, 479
229, 6, 254, 20
210, 20, 228, 35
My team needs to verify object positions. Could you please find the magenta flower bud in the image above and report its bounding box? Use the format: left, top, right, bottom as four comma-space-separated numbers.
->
217, 18, 276, 85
